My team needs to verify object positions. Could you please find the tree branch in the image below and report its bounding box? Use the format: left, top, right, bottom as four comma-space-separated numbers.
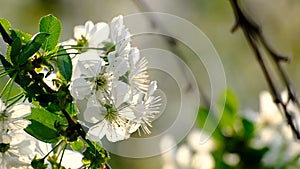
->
229, 0, 300, 139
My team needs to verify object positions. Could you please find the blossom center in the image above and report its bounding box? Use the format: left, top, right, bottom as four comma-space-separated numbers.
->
104, 104, 117, 120
95, 74, 107, 91
77, 35, 88, 52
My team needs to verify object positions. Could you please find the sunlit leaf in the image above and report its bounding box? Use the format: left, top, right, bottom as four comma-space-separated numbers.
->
25, 120, 59, 143
25, 107, 65, 143
13, 29, 32, 43
219, 89, 238, 128
241, 118, 255, 139
56, 46, 72, 81
197, 107, 222, 140
70, 139, 85, 151
17, 32, 49, 65
0, 18, 12, 45
40, 14, 62, 51
9, 36, 21, 65
0, 18, 11, 34
82, 141, 110, 168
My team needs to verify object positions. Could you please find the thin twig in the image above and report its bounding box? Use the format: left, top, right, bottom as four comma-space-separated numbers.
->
229, 0, 300, 139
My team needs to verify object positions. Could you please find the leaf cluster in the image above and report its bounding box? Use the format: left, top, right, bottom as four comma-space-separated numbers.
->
0, 15, 110, 169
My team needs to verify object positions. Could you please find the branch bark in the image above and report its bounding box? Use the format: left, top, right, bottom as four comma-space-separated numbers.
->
229, 0, 300, 139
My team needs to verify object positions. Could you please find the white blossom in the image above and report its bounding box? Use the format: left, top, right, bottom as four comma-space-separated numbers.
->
70, 15, 161, 142
254, 90, 300, 167
0, 132, 35, 169
160, 129, 215, 169
0, 99, 31, 134
34, 140, 84, 169
73, 20, 109, 48
110, 15, 131, 56
85, 81, 135, 142
128, 48, 150, 93
128, 81, 161, 134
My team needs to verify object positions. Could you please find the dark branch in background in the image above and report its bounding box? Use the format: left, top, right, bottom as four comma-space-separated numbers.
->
229, 0, 300, 139
132, 0, 211, 108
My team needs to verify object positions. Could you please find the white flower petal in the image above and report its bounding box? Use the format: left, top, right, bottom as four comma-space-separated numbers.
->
90, 22, 110, 46
84, 98, 106, 123
84, 21, 95, 39
176, 145, 191, 168
147, 81, 157, 97
129, 48, 140, 66
110, 16, 124, 44
111, 81, 130, 107
0, 99, 6, 111
106, 123, 128, 142
61, 150, 84, 169
70, 78, 92, 100
119, 107, 135, 121
77, 50, 103, 77
73, 25, 86, 40
128, 123, 140, 134
9, 104, 31, 119
108, 52, 129, 77
87, 120, 108, 142
259, 91, 283, 125
8, 119, 31, 130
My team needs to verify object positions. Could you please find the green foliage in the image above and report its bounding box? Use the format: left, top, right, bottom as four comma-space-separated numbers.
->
197, 90, 269, 169
197, 107, 222, 140
82, 141, 110, 169
0, 18, 11, 36
13, 29, 32, 43
9, 36, 22, 65
219, 89, 238, 128
39, 14, 62, 51
70, 138, 85, 151
31, 157, 48, 169
0, 54, 13, 71
25, 107, 66, 143
16, 32, 49, 65
55, 46, 72, 82
48, 155, 67, 169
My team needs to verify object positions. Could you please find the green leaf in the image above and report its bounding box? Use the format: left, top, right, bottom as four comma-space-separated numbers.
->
0, 18, 11, 35
0, 18, 13, 45
25, 107, 65, 143
17, 32, 49, 65
197, 107, 222, 140
239, 147, 269, 168
197, 107, 215, 130
25, 120, 59, 143
9, 36, 22, 65
0, 54, 13, 71
56, 46, 72, 81
241, 118, 255, 139
82, 141, 110, 168
31, 157, 48, 169
219, 90, 238, 128
39, 14, 62, 51
222, 90, 238, 114
13, 29, 32, 43
70, 139, 85, 151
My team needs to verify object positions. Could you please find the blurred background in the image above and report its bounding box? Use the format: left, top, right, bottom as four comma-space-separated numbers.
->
1, 0, 300, 168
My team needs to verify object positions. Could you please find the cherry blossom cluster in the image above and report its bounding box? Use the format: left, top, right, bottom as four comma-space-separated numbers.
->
68, 16, 161, 142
